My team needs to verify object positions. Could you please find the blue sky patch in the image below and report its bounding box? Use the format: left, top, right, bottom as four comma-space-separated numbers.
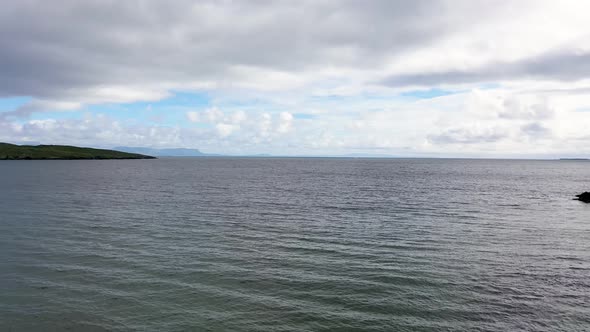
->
400, 89, 456, 99
86, 91, 212, 126
294, 113, 316, 119
0, 96, 32, 111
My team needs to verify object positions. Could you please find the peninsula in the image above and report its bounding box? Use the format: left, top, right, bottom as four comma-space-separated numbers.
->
0, 143, 156, 160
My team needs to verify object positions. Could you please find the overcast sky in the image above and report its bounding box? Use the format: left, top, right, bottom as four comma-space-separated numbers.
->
1, 0, 590, 157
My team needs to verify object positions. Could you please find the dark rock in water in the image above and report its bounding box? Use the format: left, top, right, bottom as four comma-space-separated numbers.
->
575, 192, 590, 203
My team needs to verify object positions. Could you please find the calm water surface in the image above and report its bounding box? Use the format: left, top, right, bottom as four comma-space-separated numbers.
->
1, 158, 589, 331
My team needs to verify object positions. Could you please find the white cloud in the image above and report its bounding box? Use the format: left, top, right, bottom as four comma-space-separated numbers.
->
231, 110, 247, 124
277, 112, 293, 133
205, 107, 224, 122
215, 123, 234, 138
186, 111, 200, 123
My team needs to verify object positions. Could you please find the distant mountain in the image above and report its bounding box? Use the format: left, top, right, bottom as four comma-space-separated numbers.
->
114, 146, 218, 157
0, 143, 155, 160
7, 140, 42, 146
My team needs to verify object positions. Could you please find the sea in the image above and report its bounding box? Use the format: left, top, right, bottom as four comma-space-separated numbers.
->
1, 158, 589, 331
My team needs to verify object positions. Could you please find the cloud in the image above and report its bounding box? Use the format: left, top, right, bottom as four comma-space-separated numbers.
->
205, 107, 224, 122
381, 51, 590, 87
2, 89, 590, 157
2, 1, 589, 108
498, 97, 554, 120
0, 100, 82, 120
215, 123, 234, 138
520, 122, 552, 138
277, 112, 293, 133
0, 113, 215, 149
0, 1, 523, 106
427, 126, 508, 145
421, 90, 566, 152
186, 111, 200, 123
231, 110, 247, 124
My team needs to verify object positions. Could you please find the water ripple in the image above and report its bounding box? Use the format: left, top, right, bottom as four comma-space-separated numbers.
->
1, 158, 590, 331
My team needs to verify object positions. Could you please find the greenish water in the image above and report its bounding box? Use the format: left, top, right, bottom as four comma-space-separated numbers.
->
1, 158, 589, 331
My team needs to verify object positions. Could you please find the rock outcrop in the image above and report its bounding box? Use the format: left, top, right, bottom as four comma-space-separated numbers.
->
575, 192, 590, 203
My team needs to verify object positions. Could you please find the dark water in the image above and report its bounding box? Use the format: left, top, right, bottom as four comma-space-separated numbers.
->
1, 158, 589, 331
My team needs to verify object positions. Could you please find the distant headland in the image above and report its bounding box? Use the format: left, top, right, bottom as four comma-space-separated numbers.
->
0, 143, 156, 160
114, 146, 218, 157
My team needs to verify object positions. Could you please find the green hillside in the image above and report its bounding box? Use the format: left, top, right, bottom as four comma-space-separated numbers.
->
0, 143, 156, 160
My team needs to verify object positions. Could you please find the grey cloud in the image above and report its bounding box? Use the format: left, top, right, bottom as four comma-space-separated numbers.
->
0, 0, 498, 100
0, 102, 46, 121
520, 122, 551, 138
381, 51, 590, 87
497, 98, 554, 120
427, 127, 507, 145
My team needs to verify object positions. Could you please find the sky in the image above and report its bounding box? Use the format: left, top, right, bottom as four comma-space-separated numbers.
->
1, 0, 590, 157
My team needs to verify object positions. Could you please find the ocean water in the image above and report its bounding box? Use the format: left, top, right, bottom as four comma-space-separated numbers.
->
1, 158, 589, 331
